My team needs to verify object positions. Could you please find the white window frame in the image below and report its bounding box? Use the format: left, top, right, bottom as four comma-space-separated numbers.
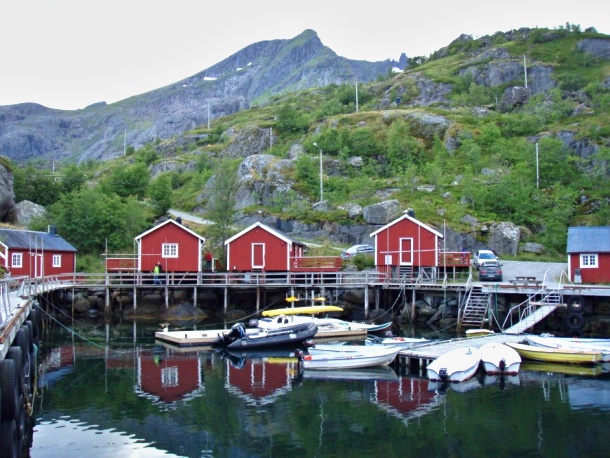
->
580, 253, 598, 268
162, 243, 179, 258
52, 254, 62, 268
11, 253, 22, 268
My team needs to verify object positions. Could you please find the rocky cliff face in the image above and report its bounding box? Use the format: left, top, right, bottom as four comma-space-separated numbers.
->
0, 30, 404, 164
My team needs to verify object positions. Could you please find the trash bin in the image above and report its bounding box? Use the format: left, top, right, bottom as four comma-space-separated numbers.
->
574, 268, 582, 284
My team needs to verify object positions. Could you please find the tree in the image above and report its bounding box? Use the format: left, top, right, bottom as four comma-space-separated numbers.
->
47, 186, 152, 253
100, 163, 150, 199
147, 174, 173, 216
61, 164, 86, 194
205, 159, 240, 262
13, 165, 62, 206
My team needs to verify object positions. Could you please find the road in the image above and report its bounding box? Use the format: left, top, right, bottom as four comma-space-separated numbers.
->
493, 260, 568, 286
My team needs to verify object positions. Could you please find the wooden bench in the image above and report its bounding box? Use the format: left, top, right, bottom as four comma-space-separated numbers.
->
509, 276, 542, 286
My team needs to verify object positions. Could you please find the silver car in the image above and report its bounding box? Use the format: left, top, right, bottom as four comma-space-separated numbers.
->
341, 244, 374, 259
473, 249, 498, 269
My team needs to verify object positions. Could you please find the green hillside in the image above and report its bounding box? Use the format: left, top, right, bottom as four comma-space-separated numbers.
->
14, 25, 610, 266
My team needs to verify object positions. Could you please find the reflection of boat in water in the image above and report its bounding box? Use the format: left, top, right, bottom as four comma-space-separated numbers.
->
301, 366, 399, 382
520, 361, 603, 377
481, 373, 521, 388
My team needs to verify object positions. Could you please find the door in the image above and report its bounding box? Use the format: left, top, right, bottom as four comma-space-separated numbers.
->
252, 243, 265, 269
399, 238, 413, 266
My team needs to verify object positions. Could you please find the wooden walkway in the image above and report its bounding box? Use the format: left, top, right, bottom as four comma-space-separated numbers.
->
397, 333, 529, 376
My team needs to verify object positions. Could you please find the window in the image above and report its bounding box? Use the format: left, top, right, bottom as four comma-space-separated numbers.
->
162, 243, 179, 258
580, 254, 598, 268
52, 254, 62, 268
161, 366, 178, 387
11, 253, 22, 268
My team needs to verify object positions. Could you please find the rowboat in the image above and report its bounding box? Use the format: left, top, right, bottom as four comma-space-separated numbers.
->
479, 342, 522, 375
426, 346, 481, 382
526, 335, 610, 362
299, 345, 400, 370
505, 342, 602, 364
370, 336, 430, 348
212, 322, 318, 350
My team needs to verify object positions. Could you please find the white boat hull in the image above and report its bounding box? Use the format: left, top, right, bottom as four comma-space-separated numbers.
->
300, 345, 400, 370
427, 346, 481, 382
479, 342, 522, 375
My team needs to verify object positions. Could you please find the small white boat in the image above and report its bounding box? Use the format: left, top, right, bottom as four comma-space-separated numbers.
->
299, 345, 400, 370
370, 336, 430, 348
465, 329, 495, 338
526, 335, 610, 362
427, 346, 481, 382
479, 342, 522, 375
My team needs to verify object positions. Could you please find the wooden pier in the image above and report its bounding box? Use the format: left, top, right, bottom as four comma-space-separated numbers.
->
396, 333, 529, 376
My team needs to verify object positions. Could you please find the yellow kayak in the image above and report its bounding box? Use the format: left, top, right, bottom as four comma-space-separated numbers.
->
262, 305, 343, 317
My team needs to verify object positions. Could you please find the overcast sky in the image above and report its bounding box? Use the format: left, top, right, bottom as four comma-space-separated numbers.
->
1, 0, 607, 110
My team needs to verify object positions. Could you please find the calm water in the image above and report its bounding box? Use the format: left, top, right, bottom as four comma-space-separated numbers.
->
29, 319, 610, 458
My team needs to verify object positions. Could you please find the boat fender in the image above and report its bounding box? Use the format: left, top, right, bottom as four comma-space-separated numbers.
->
566, 295, 587, 313
565, 312, 585, 332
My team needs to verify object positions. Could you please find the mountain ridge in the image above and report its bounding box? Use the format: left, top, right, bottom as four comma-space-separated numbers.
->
0, 29, 404, 164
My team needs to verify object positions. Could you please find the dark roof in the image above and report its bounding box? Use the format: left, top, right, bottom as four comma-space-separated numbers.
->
567, 226, 610, 253
0, 227, 77, 252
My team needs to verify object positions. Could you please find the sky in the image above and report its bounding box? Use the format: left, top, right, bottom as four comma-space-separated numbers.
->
1, 0, 608, 110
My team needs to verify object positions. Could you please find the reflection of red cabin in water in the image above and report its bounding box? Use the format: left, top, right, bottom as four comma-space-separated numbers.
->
225, 357, 299, 405
225, 222, 341, 272
371, 214, 444, 279
372, 377, 440, 423
136, 349, 205, 406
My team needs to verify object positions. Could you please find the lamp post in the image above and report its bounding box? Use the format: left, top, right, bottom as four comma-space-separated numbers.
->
313, 142, 323, 202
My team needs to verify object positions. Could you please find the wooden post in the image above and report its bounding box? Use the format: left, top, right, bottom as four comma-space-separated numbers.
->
411, 289, 416, 320
256, 287, 260, 314
364, 285, 369, 318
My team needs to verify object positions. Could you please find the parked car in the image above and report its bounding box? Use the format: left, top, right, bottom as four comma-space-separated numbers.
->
478, 262, 503, 281
473, 249, 498, 269
341, 244, 374, 259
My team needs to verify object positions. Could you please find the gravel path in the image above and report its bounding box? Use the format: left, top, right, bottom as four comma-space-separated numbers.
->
495, 260, 568, 286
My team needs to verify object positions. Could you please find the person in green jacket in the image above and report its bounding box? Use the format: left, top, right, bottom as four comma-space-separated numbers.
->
153, 261, 163, 285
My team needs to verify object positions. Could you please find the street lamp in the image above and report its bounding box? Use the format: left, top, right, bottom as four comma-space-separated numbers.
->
313, 142, 323, 202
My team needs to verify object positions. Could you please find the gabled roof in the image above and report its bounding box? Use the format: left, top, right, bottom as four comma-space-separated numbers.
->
0, 227, 77, 252
370, 214, 443, 238
135, 219, 206, 242
567, 226, 610, 253
225, 222, 306, 247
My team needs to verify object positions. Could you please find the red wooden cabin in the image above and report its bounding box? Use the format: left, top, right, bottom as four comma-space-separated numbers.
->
135, 219, 206, 273
567, 226, 610, 284
370, 213, 443, 280
225, 222, 341, 272
0, 226, 77, 278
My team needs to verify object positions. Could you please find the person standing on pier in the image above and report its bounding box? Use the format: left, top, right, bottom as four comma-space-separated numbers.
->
153, 261, 163, 284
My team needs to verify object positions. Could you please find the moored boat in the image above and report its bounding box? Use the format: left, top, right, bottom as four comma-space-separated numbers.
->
299, 345, 400, 370
258, 305, 392, 335
212, 322, 318, 350
465, 329, 495, 338
426, 346, 481, 382
479, 342, 522, 375
526, 335, 610, 362
506, 342, 602, 365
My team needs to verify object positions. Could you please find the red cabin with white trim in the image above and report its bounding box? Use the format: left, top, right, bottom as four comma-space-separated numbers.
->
370, 214, 443, 280
136, 219, 206, 273
225, 222, 307, 272
567, 226, 610, 284
0, 226, 77, 278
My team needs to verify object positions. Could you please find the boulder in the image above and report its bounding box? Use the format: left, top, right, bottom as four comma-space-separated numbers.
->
488, 222, 520, 256
363, 200, 402, 225
0, 163, 15, 222
8, 200, 45, 227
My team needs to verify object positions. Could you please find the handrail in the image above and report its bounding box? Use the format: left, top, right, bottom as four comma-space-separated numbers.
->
500, 287, 560, 331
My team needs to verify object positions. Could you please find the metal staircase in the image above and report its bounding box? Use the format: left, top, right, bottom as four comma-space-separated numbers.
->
458, 286, 490, 328
503, 290, 563, 334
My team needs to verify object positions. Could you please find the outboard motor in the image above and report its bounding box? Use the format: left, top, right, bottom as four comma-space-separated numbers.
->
248, 319, 259, 328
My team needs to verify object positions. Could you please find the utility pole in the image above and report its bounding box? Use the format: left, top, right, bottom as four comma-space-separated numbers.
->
355, 81, 359, 112
313, 143, 323, 202
523, 55, 528, 89
536, 143, 540, 189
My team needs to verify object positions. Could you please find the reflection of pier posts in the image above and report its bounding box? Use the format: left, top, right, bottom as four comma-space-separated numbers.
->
223, 286, 228, 315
